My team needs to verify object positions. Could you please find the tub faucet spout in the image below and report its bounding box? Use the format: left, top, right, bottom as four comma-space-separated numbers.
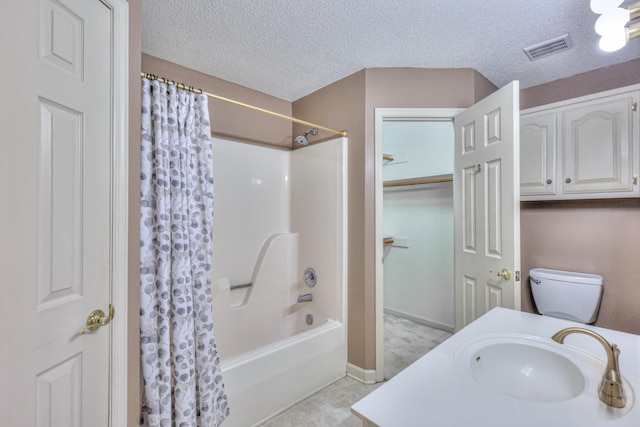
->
297, 293, 313, 303
552, 327, 626, 408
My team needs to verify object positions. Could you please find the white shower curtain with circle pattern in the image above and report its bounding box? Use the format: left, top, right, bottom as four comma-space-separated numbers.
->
139, 78, 229, 426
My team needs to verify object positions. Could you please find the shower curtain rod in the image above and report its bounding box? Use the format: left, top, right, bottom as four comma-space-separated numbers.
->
141, 72, 348, 137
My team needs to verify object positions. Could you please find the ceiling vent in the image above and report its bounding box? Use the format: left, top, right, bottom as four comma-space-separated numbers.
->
523, 34, 573, 61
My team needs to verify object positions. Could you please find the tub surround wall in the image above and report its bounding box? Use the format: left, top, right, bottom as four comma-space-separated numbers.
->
520, 62, 640, 336
211, 139, 291, 359
213, 232, 307, 357
210, 137, 347, 426
211, 139, 290, 295
291, 139, 347, 329
211, 137, 346, 359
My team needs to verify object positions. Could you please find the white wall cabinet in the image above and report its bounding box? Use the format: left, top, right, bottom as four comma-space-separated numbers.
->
521, 86, 640, 200
521, 112, 557, 196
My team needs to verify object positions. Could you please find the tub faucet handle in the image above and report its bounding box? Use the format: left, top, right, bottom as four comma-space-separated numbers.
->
297, 293, 313, 303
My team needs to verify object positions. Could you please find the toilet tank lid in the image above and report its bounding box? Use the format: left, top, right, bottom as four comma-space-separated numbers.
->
529, 268, 603, 286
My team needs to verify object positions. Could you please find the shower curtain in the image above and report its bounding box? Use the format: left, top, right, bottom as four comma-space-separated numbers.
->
139, 78, 229, 426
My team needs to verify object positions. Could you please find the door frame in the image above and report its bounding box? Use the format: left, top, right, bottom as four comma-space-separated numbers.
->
105, 0, 129, 424
374, 108, 464, 382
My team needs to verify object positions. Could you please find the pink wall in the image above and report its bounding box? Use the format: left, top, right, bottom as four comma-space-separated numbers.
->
521, 200, 640, 334
520, 59, 640, 335
293, 71, 369, 367
521, 57, 640, 110
128, 1, 141, 424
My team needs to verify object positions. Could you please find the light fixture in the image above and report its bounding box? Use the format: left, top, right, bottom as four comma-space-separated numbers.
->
591, 0, 640, 52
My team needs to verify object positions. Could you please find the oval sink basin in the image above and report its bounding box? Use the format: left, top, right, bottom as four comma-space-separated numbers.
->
455, 335, 586, 402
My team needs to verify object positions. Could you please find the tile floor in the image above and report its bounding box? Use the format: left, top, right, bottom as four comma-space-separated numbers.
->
259, 314, 452, 426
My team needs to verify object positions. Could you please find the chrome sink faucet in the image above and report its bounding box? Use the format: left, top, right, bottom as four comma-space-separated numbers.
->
552, 327, 626, 408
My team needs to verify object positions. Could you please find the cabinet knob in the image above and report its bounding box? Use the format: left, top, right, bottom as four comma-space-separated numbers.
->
565, 178, 572, 184
546, 179, 552, 184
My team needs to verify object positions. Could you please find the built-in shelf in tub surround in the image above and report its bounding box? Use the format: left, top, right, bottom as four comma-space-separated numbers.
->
351, 308, 640, 427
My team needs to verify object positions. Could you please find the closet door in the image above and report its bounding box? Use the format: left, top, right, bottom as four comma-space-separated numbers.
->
453, 81, 521, 331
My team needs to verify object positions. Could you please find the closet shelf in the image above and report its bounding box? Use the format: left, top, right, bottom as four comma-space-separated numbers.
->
382, 236, 409, 248
383, 174, 453, 188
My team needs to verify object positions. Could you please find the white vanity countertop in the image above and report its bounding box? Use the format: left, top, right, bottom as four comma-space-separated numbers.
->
351, 308, 640, 427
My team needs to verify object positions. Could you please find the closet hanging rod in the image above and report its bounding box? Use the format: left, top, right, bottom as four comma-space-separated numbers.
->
140, 72, 347, 137
383, 176, 453, 188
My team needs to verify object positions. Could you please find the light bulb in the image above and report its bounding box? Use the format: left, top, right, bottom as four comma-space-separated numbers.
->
590, 0, 624, 14
599, 28, 629, 52
595, 8, 631, 36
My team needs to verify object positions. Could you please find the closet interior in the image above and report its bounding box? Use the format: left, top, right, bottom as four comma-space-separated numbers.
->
382, 119, 455, 333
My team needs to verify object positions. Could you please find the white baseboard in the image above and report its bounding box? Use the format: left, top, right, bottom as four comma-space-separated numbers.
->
384, 307, 454, 333
346, 363, 378, 384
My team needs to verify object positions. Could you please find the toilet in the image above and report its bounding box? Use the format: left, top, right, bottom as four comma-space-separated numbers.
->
529, 268, 603, 324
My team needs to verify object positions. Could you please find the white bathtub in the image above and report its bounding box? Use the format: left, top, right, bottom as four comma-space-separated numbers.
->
220, 319, 346, 426
211, 137, 348, 426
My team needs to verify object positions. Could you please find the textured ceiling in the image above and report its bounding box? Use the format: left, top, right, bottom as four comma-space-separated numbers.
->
142, 0, 640, 102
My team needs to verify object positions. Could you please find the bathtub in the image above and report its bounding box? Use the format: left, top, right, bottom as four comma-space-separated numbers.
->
211, 137, 348, 426
220, 319, 346, 426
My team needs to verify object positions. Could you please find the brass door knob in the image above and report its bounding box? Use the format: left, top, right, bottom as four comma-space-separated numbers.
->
80, 304, 115, 334
496, 268, 512, 281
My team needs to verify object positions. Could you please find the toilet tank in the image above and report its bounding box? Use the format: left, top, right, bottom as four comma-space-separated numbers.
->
529, 268, 603, 324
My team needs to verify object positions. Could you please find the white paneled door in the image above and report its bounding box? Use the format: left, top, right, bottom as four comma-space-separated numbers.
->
0, 0, 128, 425
453, 82, 521, 331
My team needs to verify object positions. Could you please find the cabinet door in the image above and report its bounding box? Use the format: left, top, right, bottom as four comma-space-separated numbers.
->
520, 112, 557, 196
563, 94, 638, 195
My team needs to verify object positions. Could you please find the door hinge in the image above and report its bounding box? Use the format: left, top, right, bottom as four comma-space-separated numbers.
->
515, 271, 521, 282
633, 175, 638, 186
633, 102, 637, 112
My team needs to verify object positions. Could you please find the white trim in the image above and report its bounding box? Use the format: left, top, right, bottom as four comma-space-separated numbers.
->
346, 363, 378, 384
383, 308, 454, 334
374, 108, 464, 382
341, 137, 349, 365
104, 0, 129, 425
521, 83, 640, 115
